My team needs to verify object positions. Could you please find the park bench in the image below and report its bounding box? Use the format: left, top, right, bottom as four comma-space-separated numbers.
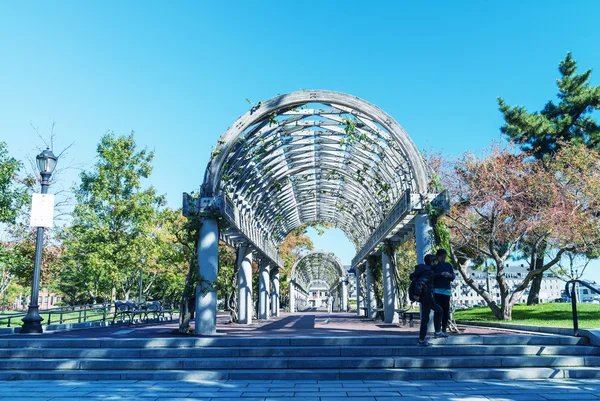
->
396, 308, 419, 327
142, 300, 174, 322
112, 301, 174, 325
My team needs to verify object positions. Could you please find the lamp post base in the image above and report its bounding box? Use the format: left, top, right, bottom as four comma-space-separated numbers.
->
21, 305, 44, 334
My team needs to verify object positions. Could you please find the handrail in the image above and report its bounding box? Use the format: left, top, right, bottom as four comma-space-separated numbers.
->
565, 280, 600, 336
0, 303, 110, 328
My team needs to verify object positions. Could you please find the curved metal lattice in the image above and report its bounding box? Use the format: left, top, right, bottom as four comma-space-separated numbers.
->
203, 90, 429, 255
204, 91, 428, 252
291, 251, 345, 291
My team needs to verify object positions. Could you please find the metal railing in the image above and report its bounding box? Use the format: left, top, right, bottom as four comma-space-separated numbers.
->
0, 303, 110, 328
565, 280, 600, 336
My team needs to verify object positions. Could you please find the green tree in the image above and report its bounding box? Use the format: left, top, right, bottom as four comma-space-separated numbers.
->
499, 52, 600, 158
0, 142, 29, 224
0, 142, 32, 308
498, 53, 600, 304
394, 238, 417, 309
61, 132, 165, 303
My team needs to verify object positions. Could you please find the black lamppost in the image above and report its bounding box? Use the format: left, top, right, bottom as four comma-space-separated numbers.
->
21, 148, 57, 334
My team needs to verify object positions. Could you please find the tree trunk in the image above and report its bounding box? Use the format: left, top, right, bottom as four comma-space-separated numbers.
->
178, 258, 197, 333
111, 285, 117, 302
527, 242, 546, 305
501, 304, 512, 320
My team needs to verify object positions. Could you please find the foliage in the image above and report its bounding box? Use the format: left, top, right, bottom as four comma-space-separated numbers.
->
441, 142, 600, 320
499, 53, 600, 159
0, 142, 33, 303
498, 53, 600, 304
278, 224, 318, 297
0, 142, 29, 225
61, 132, 166, 303
394, 238, 417, 309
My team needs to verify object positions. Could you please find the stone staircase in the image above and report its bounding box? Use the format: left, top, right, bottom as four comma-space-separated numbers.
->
1, 334, 599, 381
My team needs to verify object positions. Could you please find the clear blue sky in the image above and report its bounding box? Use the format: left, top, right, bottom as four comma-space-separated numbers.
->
1, 1, 600, 281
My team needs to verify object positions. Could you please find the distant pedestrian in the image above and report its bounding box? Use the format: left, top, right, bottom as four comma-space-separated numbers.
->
434, 249, 456, 335
409, 254, 445, 346
327, 294, 333, 314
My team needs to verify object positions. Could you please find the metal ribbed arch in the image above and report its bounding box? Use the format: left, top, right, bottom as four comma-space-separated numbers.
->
290, 251, 346, 291
203, 90, 429, 255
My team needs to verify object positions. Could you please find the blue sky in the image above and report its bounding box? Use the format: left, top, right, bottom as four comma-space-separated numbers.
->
1, 1, 600, 281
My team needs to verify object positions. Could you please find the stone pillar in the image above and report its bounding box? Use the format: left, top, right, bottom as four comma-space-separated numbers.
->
289, 282, 296, 313
237, 245, 253, 324
355, 266, 364, 316
195, 217, 219, 335
365, 257, 377, 319
258, 262, 270, 320
415, 213, 434, 264
382, 250, 399, 324
271, 268, 280, 317
341, 280, 348, 312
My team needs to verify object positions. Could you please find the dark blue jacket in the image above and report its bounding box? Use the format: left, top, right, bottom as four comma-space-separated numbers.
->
409, 264, 435, 298
433, 262, 455, 290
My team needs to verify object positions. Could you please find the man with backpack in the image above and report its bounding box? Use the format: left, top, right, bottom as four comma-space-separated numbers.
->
409, 254, 446, 346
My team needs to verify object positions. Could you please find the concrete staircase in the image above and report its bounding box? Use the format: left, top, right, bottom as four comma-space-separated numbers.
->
1, 335, 599, 381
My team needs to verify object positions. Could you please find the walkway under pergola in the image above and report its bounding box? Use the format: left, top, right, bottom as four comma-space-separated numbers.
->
289, 251, 348, 313
184, 90, 448, 335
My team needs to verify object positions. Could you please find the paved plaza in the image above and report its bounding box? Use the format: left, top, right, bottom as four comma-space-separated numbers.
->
1, 378, 600, 400
7, 310, 528, 339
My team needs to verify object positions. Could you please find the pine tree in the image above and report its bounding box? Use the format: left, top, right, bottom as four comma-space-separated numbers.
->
499, 52, 600, 159
498, 53, 600, 304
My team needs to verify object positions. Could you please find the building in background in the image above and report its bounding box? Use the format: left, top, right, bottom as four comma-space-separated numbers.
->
13, 289, 62, 310
577, 281, 600, 303
452, 264, 562, 307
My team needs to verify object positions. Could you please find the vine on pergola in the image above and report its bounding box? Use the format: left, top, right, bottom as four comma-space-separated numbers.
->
203, 91, 429, 256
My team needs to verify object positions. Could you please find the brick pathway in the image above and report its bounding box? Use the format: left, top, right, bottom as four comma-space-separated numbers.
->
1, 379, 599, 400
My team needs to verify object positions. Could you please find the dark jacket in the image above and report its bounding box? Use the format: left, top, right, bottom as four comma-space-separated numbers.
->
433, 262, 456, 290
409, 264, 435, 299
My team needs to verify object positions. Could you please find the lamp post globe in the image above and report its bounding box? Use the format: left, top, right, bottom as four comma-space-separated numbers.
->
20, 148, 57, 334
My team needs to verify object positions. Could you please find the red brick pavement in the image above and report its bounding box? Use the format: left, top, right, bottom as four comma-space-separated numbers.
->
8, 309, 528, 338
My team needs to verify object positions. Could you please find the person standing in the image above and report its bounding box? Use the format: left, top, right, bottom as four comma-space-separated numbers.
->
327, 294, 333, 314
434, 249, 456, 335
410, 254, 445, 346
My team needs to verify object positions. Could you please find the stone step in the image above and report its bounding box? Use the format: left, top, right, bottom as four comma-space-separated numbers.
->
2, 344, 598, 358
0, 367, 599, 381
1, 355, 599, 370
0, 334, 588, 349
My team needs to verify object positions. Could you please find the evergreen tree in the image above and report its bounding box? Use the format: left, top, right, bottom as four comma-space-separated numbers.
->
499, 52, 600, 158
498, 53, 600, 304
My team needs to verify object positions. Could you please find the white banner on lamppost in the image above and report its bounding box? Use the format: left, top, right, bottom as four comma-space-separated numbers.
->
29, 193, 55, 228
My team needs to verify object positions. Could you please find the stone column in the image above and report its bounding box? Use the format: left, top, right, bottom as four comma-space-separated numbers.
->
237, 245, 253, 324
415, 213, 434, 264
258, 262, 270, 320
416, 213, 435, 332
271, 268, 280, 317
289, 282, 296, 313
356, 266, 364, 316
341, 280, 348, 312
195, 217, 219, 335
365, 257, 377, 319
382, 250, 399, 324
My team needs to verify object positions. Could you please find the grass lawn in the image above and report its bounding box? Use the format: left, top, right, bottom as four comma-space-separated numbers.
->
454, 303, 600, 329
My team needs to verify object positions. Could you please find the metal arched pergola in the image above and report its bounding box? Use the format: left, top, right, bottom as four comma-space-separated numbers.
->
289, 251, 347, 312
184, 90, 447, 335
